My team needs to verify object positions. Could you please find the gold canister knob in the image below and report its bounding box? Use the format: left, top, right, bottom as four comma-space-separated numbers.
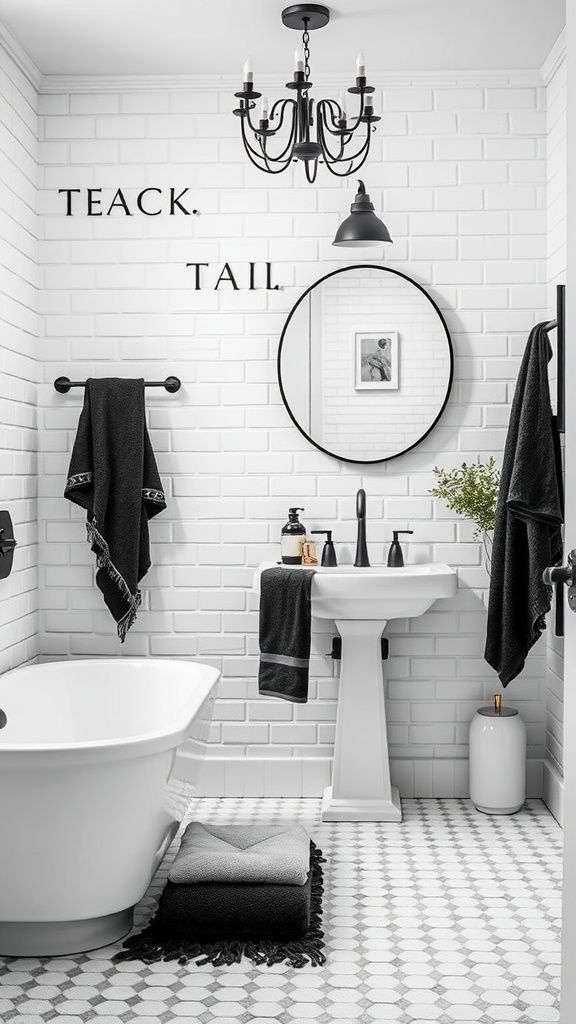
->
494, 693, 502, 714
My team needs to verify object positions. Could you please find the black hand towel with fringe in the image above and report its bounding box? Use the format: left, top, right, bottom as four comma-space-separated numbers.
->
64, 378, 166, 641
484, 323, 563, 686
258, 567, 315, 703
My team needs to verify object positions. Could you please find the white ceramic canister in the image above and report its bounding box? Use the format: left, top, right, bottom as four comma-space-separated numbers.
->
469, 694, 526, 814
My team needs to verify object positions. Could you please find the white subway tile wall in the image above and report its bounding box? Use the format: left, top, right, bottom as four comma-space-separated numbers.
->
0, 42, 38, 672
33, 73, 552, 796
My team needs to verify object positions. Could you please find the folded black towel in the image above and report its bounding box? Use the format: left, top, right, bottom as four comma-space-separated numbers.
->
485, 323, 563, 686
64, 378, 166, 641
258, 567, 315, 703
157, 868, 313, 942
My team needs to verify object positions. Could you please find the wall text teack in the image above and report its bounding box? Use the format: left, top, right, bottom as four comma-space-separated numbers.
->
58, 188, 196, 216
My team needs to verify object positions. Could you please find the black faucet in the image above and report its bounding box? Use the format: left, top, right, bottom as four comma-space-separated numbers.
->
354, 488, 370, 567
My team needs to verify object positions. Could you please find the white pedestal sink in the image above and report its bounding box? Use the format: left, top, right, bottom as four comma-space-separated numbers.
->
255, 562, 457, 822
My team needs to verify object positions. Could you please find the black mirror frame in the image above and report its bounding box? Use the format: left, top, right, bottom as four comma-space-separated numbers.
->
277, 263, 455, 465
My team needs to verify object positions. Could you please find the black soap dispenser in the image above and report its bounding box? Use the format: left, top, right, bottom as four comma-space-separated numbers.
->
387, 530, 413, 567
311, 530, 338, 567
281, 507, 306, 565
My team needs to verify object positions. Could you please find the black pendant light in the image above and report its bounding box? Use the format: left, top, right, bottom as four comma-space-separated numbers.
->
332, 180, 392, 247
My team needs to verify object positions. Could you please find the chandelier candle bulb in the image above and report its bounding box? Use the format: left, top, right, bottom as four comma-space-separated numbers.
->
243, 57, 253, 83
260, 95, 269, 120
338, 91, 347, 120
294, 45, 304, 71
356, 50, 366, 76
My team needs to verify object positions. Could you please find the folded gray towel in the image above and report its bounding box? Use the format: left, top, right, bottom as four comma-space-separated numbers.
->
258, 566, 315, 703
168, 822, 311, 886
485, 323, 563, 685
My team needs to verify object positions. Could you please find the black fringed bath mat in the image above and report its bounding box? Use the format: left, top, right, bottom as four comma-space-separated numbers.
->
114, 842, 326, 969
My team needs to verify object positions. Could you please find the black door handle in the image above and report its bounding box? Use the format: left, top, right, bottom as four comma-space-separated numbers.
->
543, 548, 576, 587
543, 565, 573, 586
544, 549, 576, 624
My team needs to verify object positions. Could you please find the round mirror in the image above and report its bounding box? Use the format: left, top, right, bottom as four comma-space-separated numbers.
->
278, 265, 454, 464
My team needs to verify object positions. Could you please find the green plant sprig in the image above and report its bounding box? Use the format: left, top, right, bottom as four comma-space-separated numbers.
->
429, 457, 500, 541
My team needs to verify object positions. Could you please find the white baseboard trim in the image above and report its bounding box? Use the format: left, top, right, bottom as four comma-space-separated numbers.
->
542, 759, 564, 826
191, 756, 544, 800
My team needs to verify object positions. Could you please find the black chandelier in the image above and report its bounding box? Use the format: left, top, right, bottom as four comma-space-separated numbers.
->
233, 3, 380, 182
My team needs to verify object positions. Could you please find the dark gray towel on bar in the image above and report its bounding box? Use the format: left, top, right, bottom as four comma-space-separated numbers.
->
485, 323, 563, 686
259, 567, 315, 703
64, 378, 166, 641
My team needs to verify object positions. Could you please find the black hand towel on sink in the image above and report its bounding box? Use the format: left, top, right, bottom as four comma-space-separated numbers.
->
484, 323, 563, 686
64, 378, 166, 641
259, 567, 315, 703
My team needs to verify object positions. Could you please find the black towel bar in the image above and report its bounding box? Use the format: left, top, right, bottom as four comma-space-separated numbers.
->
54, 376, 181, 394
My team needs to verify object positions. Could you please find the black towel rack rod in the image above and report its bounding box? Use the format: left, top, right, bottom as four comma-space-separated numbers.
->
54, 375, 181, 394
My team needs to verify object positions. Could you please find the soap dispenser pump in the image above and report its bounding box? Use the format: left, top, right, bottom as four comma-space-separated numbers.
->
311, 530, 338, 567
387, 530, 413, 567
281, 507, 306, 565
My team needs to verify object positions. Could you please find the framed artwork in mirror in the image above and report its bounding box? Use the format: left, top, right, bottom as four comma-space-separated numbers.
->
355, 331, 399, 390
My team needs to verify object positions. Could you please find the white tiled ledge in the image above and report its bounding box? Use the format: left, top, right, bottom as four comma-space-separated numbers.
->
191, 754, 545, 800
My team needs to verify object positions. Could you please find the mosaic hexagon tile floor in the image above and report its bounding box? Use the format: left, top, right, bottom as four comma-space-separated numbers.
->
0, 798, 562, 1024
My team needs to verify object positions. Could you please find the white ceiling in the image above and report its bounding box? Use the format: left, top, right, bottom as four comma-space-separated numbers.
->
0, 0, 565, 77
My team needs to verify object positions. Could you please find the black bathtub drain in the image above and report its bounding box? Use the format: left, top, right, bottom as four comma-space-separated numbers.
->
0, 709, 7, 729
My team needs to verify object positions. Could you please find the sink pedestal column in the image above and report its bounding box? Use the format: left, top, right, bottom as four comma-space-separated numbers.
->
321, 619, 402, 822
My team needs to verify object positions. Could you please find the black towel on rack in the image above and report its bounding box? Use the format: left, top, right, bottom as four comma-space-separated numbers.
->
64, 378, 166, 641
484, 323, 563, 686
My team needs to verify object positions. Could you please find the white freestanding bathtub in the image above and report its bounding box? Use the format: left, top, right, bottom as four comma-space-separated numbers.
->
0, 657, 220, 957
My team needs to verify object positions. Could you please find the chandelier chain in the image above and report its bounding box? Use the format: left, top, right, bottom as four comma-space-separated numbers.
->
302, 25, 311, 81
